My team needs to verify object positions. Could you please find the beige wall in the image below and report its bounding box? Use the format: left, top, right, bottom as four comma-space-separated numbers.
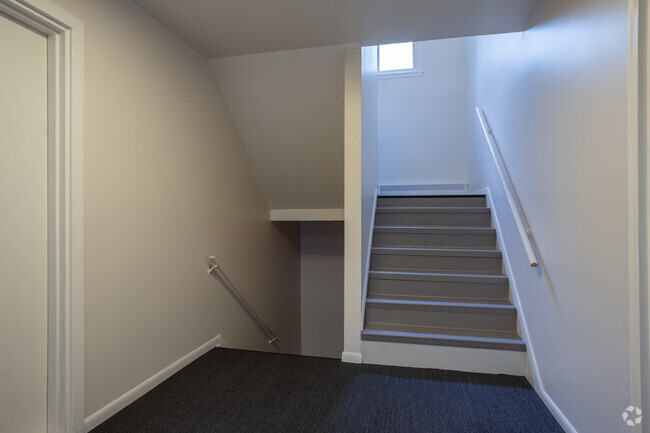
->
300, 222, 344, 358
342, 46, 363, 363
48, 0, 301, 419
210, 45, 352, 210
0, 15, 48, 433
467, 0, 633, 431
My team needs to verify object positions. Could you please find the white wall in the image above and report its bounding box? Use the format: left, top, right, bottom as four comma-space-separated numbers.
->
467, 0, 633, 431
300, 222, 344, 358
378, 38, 468, 187
343, 45, 379, 363
362, 46, 379, 284
343, 46, 364, 362
49, 0, 302, 420
210, 45, 354, 210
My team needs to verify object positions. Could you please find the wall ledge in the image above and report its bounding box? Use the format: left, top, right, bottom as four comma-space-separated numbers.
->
270, 208, 344, 221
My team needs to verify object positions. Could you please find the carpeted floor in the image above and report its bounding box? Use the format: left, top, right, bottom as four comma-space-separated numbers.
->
92, 348, 563, 433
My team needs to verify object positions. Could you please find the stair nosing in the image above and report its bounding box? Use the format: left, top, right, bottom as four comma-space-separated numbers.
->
366, 295, 510, 304
360, 329, 526, 348
377, 206, 490, 213
366, 297, 516, 312
371, 246, 502, 257
378, 194, 486, 198
374, 225, 495, 233
369, 270, 507, 279
370, 267, 506, 276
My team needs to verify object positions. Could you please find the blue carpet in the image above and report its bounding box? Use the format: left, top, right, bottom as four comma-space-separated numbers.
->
92, 348, 563, 433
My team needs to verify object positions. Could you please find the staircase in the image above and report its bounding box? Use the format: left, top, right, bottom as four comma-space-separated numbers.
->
361, 194, 528, 375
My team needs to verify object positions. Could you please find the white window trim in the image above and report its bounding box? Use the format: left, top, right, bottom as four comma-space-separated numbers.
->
0, 1, 84, 432
377, 42, 423, 80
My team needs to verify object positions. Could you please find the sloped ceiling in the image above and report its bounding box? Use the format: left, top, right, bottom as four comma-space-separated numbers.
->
210, 45, 349, 210
133, 0, 541, 59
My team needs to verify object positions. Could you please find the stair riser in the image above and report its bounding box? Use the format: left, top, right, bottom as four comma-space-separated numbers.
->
378, 196, 486, 207
361, 332, 525, 351
371, 253, 502, 273
375, 212, 491, 227
361, 340, 527, 374
368, 279, 509, 301
366, 306, 517, 332
373, 232, 496, 248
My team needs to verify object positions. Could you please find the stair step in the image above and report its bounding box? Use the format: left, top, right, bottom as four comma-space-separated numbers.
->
367, 297, 516, 311
368, 270, 509, 301
378, 195, 486, 208
371, 247, 503, 273
373, 226, 496, 248
361, 324, 525, 352
365, 298, 517, 332
362, 195, 523, 365
370, 294, 509, 303
375, 206, 491, 227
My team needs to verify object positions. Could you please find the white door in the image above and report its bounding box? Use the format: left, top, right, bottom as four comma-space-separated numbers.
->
0, 12, 49, 433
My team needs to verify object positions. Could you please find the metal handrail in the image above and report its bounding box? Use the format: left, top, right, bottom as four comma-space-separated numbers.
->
476, 107, 539, 268
207, 256, 279, 345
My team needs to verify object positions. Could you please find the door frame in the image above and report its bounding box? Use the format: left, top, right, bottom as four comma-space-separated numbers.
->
638, 0, 650, 426
0, 1, 84, 432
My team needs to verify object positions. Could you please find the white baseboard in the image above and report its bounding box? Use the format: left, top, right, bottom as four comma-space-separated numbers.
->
216, 334, 231, 348
474, 186, 578, 431
541, 391, 578, 433
379, 183, 468, 196
341, 351, 363, 364
84, 335, 222, 432
362, 340, 526, 375
475, 186, 543, 392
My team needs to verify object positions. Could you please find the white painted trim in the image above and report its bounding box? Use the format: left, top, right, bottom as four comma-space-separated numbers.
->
627, 0, 643, 429
473, 186, 544, 392
216, 334, 232, 348
361, 340, 526, 375
377, 41, 420, 76
341, 351, 363, 364
360, 187, 379, 329
0, 2, 84, 432
342, 46, 363, 366
84, 335, 222, 432
540, 391, 579, 433
270, 208, 344, 221
470, 187, 590, 430
639, 0, 650, 422
377, 71, 423, 80
378, 183, 467, 196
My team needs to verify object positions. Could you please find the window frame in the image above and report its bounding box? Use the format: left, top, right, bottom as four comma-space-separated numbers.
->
377, 41, 423, 80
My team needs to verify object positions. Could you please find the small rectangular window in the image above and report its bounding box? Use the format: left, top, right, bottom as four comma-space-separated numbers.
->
379, 42, 414, 72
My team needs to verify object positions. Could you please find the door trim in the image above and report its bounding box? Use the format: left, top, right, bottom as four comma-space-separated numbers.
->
630, 0, 646, 430
0, 1, 84, 432
637, 0, 650, 426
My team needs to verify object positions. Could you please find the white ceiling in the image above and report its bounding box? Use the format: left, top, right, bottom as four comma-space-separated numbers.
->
133, 0, 541, 59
